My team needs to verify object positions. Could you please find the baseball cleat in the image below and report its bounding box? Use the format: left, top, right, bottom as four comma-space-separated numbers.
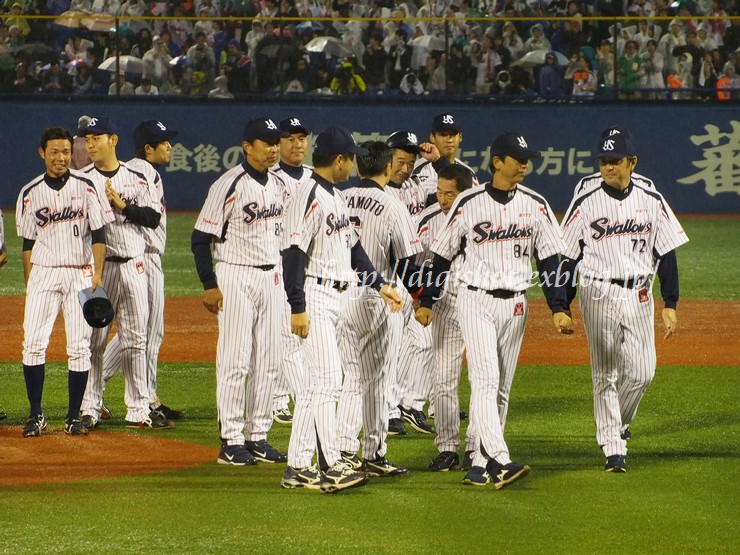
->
486, 460, 531, 489
398, 405, 434, 434
0, 411, 6, 420
604, 455, 627, 473
100, 400, 112, 420
246, 439, 287, 463
461, 450, 474, 471
218, 443, 258, 466
22, 413, 47, 437
387, 418, 407, 436
340, 450, 362, 470
64, 418, 89, 436
125, 410, 174, 430
429, 451, 460, 472
153, 404, 184, 421
320, 461, 368, 493
80, 414, 98, 431
620, 428, 632, 441
361, 457, 409, 477
460, 411, 468, 420
273, 408, 293, 425
281, 465, 322, 489
462, 466, 491, 486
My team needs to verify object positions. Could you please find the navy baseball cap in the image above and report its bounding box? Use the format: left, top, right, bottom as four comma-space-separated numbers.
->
279, 117, 311, 136
133, 120, 178, 150
431, 113, 462, 134
490, 132, 541, 160
77, 116, 118, 137
242, 117, 289, 144
596, 126, 636, 158
386, 130, 420, 154
78, 286, 115, 329
313, 126, 368, 156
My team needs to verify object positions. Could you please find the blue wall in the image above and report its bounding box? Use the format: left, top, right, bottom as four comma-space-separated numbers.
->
2, 100, 738, 213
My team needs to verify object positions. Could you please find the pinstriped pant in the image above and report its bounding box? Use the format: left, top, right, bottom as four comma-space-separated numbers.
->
580, 281, 656, 458
432, 292, 477, 454
457, 287, 528, 467
83, 256, 150, 422
215, 264, 280, 446
337, 287, 398, 460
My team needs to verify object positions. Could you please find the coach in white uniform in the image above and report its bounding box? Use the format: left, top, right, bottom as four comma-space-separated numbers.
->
416, 132, 572, 489
16, 127, 114, 437
560, 127, 688, 473
192, 117, 289, 466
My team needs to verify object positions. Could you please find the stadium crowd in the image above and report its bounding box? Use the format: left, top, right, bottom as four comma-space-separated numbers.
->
1, 0, 738, 99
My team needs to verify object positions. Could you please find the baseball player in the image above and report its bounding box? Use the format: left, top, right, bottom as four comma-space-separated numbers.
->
99, 120, 183, 422
418, 164, 477, 472
78, 116, 171, 430
192, 117, 288, 466
560, 126, 688, 473
16, 127, 114, 437
268, 116, 314, 426
416, 132, 572, 489
336, 140, 423, 476
281, 126, 402, 492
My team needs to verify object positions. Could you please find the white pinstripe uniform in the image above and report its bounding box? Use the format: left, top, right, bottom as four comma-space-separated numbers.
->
413, 157, 480, 197
574, 171, 655, 195
269, 162, 313, 415
194, 163, 285, 446
336, 180, 422, 459
102, 158, 166, 408
432, 183, 563, 468
81, 163, 160, 423
386, 175, 428, 219
283, 176, 357, 469
561, 182, 688, 459
16, 171, 113, 372
416, 204, 476, 455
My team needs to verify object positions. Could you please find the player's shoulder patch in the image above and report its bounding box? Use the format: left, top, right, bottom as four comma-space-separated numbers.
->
303, 181, 321, 216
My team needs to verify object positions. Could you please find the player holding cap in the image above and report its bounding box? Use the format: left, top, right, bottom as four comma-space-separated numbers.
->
560, 126, 688, 473
16, 127, 114, 437
416, 132, 572, 488
100, 120, 183, 422
192, 117, 289, 466
78, 116, 169, 430
281, 126, 403, 492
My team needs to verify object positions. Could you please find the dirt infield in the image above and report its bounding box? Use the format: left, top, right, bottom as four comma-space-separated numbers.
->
0, 295, 735, 488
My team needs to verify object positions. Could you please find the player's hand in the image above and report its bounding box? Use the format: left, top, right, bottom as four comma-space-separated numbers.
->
291, 312, 310, 338
662, 308, 677, 339
379, 283, 403, 313
552, 311, 573, 335
105, 179, 126, 211
203, 287, 223, 314
91, 273, 103, 291
418, 142, 441, 162
415, 307, 433, 326
0, 247, 7, 268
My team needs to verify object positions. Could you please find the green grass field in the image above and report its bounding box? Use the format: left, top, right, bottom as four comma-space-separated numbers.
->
1, 214, 738, 554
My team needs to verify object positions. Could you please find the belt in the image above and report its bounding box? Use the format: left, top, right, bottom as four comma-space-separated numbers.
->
252, 264, 275, 271
607, 277, 648, 288
105, 256, 132, 263
316, 277, 349, 292
466, 285, 525, 299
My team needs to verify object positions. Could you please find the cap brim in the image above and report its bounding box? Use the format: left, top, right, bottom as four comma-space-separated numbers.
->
282, 126, 310, 136
348, 145, 370, 156
433, 125, 462, 134
77, 127, 108, 137
595, 151, 632, 159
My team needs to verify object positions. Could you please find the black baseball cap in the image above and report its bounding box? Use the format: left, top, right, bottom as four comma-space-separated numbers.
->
242, 117, 289, 144
77, 116, 118, 137
133, 120, 178, 150
596, 126, 636, 158
431, 113, 462, 134
490, 132, 541, 160
313, 126, 368, 156
279, 117, 311, 136
386, 130, 421, 154
78, 286, 115, 329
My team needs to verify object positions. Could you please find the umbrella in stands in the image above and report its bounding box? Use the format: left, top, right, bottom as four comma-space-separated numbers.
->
410, 35, 446, 51
511, 49, 569, 68
98, 54, 144, 73
305, 36, 352, 58
81, 13, 118, 33
257, 42, 298, 59
295, 21, 323, 33
52, 10, 88, 29
14, 43, 59, 63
